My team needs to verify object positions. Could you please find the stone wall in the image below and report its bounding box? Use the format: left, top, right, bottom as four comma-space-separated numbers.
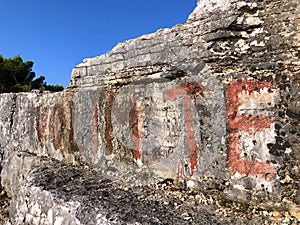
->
0, 0, 299, 223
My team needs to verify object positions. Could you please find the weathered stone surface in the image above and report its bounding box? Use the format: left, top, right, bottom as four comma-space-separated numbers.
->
0, 91, 77, 160
0, 0, 300, 223
2, 152, 238, 225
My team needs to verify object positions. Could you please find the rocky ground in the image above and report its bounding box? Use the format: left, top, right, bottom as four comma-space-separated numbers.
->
0, 190, 9, 224
0, 158, 299, 225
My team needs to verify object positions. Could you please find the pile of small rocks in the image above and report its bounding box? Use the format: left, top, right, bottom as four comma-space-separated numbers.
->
1, 156, 299, 225
153, 179, 300, 225
0, 190, 10, 224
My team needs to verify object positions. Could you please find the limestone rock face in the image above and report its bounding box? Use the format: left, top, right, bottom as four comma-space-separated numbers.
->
1, 0, 300, 223
2, 152, 234, 225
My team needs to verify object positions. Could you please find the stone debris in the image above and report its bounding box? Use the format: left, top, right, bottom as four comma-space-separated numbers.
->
0, 0, 299, 223
0, 152, 299, 224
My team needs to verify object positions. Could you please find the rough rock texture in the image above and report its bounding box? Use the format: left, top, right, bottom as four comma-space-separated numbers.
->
0, 0, 300, 223
2, 152, 242, 225
3, 151, 296, 225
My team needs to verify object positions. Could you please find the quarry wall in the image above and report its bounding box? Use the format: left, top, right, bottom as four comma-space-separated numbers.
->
0, 0, 299, 223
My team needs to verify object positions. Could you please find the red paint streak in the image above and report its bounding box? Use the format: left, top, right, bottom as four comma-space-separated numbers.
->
49, 105, 65, 150
165, 81, 204, 101
36, 106, 50, 147
67, 101, 79, 153
183, 96, 198, 176
228, 133, 275, 180
166, 82, 203, 177
129, 102, 141, 160
225, 79, 276, 180
92, 104, 99, 156
228, 115, 271, 134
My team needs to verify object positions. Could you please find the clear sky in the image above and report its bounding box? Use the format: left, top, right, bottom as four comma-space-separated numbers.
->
0, 1, 197, 87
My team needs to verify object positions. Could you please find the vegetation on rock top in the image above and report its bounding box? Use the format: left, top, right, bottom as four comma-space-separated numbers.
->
0, 55, 64, 93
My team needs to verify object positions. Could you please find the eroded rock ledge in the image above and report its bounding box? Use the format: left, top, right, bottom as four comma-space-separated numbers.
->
0, 0, 299, 224
2, 152, 296, 225
2, 152, 235, 224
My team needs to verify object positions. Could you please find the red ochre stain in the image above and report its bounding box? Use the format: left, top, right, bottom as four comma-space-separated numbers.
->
129, 102, 142, 160
165, 81, 204, 102
166, 82, 204, 177
36, 106, 50, 147
49, 105, 66, 150
225, 79, 276, 180
183, 96, 198, 176
129, 82, 203, 170
67, 102, 79, 154
36, 102, 79, 153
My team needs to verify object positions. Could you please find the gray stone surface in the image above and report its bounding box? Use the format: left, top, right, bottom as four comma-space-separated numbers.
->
2, 152, 237, 225
0, 0, 300, 223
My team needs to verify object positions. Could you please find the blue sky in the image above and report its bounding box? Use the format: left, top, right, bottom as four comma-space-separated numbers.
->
0, 1, 197, 87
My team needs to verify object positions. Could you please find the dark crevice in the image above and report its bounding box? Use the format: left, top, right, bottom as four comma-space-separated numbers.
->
68, 101, 79, 154
205, 22, 262, 43
239, 5, 258, 15
227, 23, 262, 32
206, 35, 241, 44
165, 69, 187, 80
130, 77, 178, 85
9, 94, 17, 131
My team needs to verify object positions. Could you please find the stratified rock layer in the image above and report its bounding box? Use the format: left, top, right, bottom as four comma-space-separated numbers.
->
0, 0, 299, 224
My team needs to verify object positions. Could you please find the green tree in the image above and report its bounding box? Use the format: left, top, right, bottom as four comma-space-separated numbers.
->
0, 55, 64, 93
